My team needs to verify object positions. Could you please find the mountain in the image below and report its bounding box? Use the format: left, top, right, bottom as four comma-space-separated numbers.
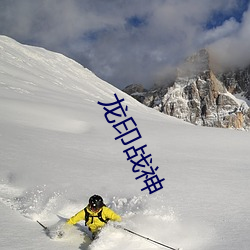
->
217, 66, 250, 99
123, 49, 250, 130
0, 36, 250, 250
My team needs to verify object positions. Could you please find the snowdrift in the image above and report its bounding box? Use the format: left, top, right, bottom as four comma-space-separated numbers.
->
0, 36, 250, 250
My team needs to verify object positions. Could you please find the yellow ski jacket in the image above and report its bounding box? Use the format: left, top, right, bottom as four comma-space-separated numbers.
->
67, 206, 121, 233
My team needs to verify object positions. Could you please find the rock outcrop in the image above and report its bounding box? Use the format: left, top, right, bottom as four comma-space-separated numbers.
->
123, 49, 250, 130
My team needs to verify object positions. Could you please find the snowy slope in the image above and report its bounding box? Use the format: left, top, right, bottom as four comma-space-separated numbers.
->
0, 36, 250, 250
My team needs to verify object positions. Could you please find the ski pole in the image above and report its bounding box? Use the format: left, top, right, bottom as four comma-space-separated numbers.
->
122, 227, 180, 250
37, 220, 48, 231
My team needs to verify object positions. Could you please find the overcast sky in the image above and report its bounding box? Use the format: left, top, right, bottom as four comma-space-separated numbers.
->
0, 0, 249, 89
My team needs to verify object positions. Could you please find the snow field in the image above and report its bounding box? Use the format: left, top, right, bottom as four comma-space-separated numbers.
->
0, 36, 250, 250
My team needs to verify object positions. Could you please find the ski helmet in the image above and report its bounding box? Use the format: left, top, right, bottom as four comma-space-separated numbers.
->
89, 195, 104, 210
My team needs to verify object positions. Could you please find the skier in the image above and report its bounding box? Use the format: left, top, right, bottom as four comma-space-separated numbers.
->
66, 194, 122, 239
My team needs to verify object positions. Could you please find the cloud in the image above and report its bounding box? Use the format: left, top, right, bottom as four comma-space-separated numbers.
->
200, 18, 240, 45
208, 4, 250, 69
0, 0, 249, 89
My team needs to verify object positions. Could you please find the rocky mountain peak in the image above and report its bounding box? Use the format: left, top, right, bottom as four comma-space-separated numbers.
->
123, 49, 250, 130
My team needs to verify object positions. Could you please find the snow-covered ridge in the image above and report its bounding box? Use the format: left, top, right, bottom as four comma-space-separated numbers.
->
0, 35, 150, 134
0, 35, 145, 106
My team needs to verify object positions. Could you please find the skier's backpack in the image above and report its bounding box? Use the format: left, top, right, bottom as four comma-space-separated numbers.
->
84, 206, 109, 226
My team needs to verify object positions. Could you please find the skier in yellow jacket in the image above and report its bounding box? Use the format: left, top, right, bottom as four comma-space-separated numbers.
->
67, 195, 121, 238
